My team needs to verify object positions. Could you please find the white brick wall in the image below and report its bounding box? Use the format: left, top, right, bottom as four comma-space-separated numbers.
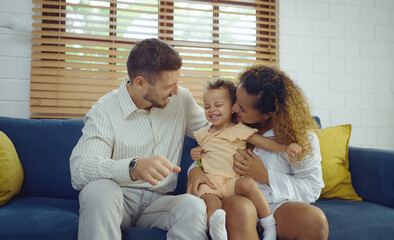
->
329, 4, 359, 21
376, 25, 394, 41
329, 39, 359, 56
360, 7, 390, 24
0, 0, 393, 150
330, 75, 361, 92
280, 0, 394, 150
0, 0, 32, 119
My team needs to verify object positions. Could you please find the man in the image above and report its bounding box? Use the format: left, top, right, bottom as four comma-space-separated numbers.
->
70, 38, 208, 240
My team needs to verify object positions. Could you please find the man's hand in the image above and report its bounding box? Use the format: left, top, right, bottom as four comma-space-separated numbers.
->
186, 167, 216, 197
132, 156, 181, 186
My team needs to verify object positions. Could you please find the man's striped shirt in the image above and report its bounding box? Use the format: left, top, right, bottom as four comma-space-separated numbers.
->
70, 79, 207, 193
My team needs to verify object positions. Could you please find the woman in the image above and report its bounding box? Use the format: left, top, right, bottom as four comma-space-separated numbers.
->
187, 64, 329, 240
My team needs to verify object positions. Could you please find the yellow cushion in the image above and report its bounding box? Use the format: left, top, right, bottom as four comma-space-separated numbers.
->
0, 131, 24, 206
318, 124, 362, 201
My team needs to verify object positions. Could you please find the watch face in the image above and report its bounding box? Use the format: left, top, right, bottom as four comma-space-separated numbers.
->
130, 159, 137, 169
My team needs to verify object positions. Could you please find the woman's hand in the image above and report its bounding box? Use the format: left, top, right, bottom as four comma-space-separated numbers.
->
233, 148, 270, 185
186, 167, 216, 197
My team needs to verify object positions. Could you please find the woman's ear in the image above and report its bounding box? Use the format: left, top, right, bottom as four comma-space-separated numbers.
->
262, 112, 273, 120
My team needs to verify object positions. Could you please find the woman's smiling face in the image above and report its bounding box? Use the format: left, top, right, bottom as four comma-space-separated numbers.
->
232, 84, 266, 125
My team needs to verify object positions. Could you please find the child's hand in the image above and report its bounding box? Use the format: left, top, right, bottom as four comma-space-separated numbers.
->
190, 146, 203, 161
286, 143, 302, 156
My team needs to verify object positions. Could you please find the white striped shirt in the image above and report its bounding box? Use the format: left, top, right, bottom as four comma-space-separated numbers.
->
70, 79, 207, 193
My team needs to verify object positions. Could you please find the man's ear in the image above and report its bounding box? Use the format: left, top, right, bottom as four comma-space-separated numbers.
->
134, 76, 147, 90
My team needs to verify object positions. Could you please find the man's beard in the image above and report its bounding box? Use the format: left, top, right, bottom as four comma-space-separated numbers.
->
144, 87, 171, 109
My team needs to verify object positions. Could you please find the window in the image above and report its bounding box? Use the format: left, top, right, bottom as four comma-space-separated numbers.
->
31, 0, 278, 118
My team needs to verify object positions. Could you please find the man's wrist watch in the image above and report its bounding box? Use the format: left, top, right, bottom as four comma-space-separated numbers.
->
129, 157, 139, 181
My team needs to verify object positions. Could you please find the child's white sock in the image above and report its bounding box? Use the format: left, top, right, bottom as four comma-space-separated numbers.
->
209, 209, 227, 240
259, 215, 276, 240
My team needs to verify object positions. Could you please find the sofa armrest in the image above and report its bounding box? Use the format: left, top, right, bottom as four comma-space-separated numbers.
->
348, 146, 394, 208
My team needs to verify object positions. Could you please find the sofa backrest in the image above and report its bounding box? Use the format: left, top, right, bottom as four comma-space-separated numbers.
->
0, 116, 83, 200
172, 136, 198, 195
0, 116, 321, 199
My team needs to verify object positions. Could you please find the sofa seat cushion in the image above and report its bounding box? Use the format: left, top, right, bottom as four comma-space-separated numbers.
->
314, 199, 394, 240
0, 197, 168, 240
122, 227, 166, 240
0, 197, 79, 240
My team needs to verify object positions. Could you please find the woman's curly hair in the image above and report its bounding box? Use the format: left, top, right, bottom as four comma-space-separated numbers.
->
239, 64, 319, 162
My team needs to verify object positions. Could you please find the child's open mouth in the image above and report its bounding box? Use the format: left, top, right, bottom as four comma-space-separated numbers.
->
210, 114, 221, 120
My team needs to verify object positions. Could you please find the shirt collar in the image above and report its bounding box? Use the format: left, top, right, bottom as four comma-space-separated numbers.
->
262, 129, 275, 138
119, 77, 140, 119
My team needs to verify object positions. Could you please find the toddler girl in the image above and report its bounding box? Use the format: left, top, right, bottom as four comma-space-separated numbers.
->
191, 78, 301, 240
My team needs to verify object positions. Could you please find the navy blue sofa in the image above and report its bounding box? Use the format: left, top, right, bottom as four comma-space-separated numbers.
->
0, 116, 393, 240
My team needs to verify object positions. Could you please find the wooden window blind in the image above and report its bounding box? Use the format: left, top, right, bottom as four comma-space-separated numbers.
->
30, 0, 278, 119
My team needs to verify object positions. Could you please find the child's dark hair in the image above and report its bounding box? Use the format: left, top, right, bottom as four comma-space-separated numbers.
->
204, 78, 237, 104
